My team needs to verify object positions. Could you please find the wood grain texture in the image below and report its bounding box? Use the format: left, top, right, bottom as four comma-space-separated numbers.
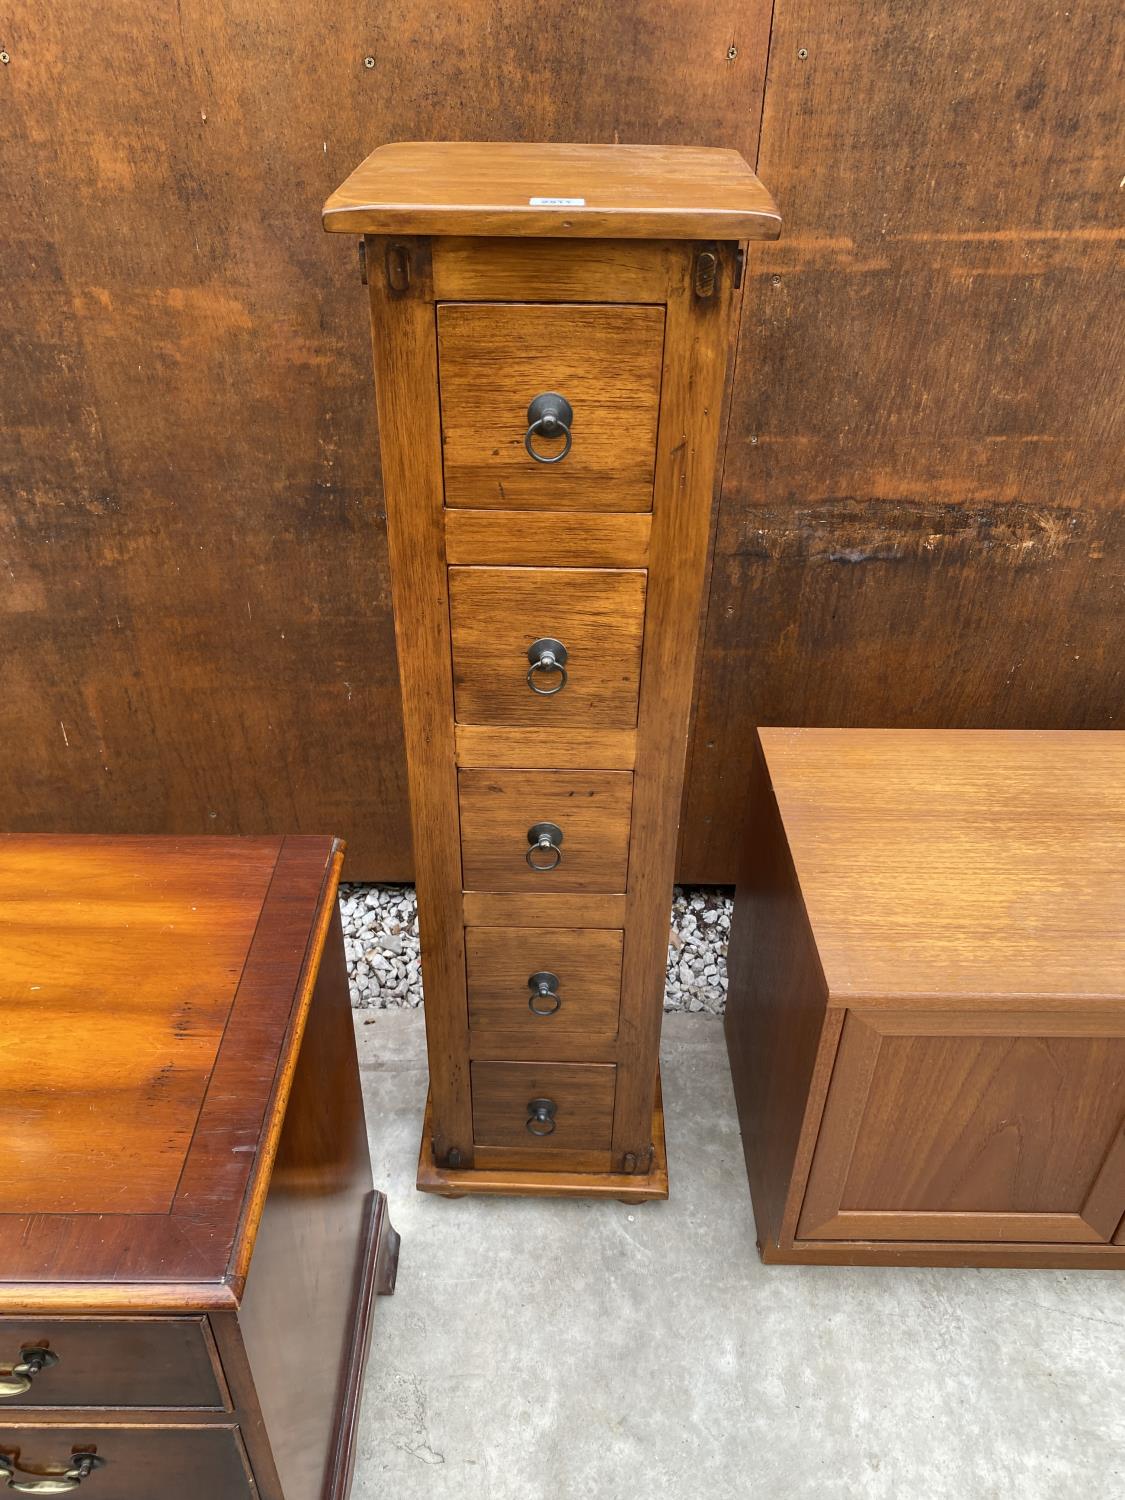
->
455, 725, 636, 770
458, 769, 633, 894
461, 892, 627, 929
450, 567, 646, 727
1, 2, 772, 881
0, 834, 342, 1309
759, 728, 1125, 1001
726, 728, 1125, 1268
466, 926, 623, 1041
438, 303, 665, 511
324, 141, 781, 239
680, 0, 1125, 881
366, 237, 474, 1168
432, 238, 679, 303
444, 510, 651, 568
470, 1062, 616, 1151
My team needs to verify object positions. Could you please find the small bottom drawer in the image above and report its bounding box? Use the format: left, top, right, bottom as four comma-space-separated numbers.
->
472, 1061, 616, 1151
0, 1425, 253, 1498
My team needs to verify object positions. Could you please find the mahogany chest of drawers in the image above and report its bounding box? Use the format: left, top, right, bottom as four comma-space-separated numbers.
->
726, 729, 1125, 1269
324, 143, 780, 1199
0, 835, 398, 1498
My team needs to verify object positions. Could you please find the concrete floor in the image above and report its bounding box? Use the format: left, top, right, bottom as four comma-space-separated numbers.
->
351, 1012, 1125, 1500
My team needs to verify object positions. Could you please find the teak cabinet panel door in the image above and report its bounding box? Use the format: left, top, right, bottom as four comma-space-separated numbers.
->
471, 1061, 616, 1150
0, 1317, 225, 1409
449, 567, 647, 727
437, 303, 665, 511
798, 1010, 1125, 1244
459, 770, 632, 893
466, 926, 623, 1041
0, 1426, 253, 1499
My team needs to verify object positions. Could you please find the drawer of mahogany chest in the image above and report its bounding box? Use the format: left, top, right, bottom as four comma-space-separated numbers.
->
0, 1317, 226, 1409
459, 770, 632, 893
0, 1425, 252, 1498
437, 302, 665, 512
467, 927, 623, 1041
471, 1062, 616, 1150
449, 567, 647, 728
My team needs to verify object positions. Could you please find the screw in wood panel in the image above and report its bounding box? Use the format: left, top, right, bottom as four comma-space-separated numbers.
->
363, 55, 375, 68
749, 435, 759, 445
771, 274, 782, 286
0, 50, 10, 64
798, 47, 809, 59
727, 44, 738, 61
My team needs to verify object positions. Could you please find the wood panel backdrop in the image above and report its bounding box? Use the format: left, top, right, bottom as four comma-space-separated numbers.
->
1, 2, 1121, 881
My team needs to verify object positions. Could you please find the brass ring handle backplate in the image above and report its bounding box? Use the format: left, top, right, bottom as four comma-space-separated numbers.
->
0, 1349, 57, 1399
528, 971, 562, 1015
525, 822, 563, 871
524, 392, 573, 463
526, 638, 568, 696
526, 1098, 557, 1136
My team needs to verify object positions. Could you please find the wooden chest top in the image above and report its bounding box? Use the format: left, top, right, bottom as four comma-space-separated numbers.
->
757, 729, 1125, 1003
0, 834, 342, 1310
322, 140, 781, 240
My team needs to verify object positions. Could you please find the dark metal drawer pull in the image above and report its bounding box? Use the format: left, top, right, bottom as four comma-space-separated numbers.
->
528, 971, 562, 1015
525, 822, 563, 871
526, 1098, 557, 1136
0, 1349, 58, 1399
0, 1453, 103, 1494
526, 637, 568, 695
524, 392, 573, 463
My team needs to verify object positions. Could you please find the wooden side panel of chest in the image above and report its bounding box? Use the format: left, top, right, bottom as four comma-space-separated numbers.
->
365, 233, 739, 1197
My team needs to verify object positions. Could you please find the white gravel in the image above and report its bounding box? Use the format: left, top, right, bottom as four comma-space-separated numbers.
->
338, 884, 731, 1015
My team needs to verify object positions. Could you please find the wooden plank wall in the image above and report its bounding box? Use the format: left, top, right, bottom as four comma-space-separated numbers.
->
0, 2, 770, 879
680, 0, 1124, 876
2, 3, 1120, 881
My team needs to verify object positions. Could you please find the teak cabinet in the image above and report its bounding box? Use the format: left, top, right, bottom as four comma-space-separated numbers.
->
324, 143, 780, 1198
726, 730, 1125, 1269
0, 835, 398, 1499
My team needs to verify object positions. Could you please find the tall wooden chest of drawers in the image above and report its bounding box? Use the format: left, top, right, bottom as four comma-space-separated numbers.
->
324, 143, 780, 1199
0, 835, 398, 1499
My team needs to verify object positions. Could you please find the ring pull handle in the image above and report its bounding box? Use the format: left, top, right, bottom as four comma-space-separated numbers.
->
526, 1098, 557, 1137
0, 1453, 103, 1494
0, 1349, 58, 1399
525, 822, 563, 872
526, 638, 569, 696
527, 971, 562, 1016
524, 392, 573, 464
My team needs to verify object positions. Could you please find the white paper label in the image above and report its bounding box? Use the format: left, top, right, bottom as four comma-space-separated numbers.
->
528, 196, 586, 207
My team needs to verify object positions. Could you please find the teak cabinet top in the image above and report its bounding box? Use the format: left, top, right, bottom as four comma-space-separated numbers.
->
757, 728, 1125, 1003
322, 141, 781, 239
0, 833, 342, 1312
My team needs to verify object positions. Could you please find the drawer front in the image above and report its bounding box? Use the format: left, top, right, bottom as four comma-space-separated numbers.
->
0, 1425, 252, 1499
0, 1318, 225, 1410
459, 770, 632, 893
472, 1062, 616, 1150
437, 302, 665, 511
449, 567, 647, 728
466, 927, 623, 1040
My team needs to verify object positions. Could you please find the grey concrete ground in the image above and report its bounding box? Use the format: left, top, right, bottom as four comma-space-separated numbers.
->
352, 1011, 1125, 1500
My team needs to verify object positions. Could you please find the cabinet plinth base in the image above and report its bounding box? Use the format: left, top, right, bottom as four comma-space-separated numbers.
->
416, 1076, 669, 1201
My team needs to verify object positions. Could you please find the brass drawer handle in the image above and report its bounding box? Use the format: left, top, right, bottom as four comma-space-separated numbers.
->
525, 822, 563, 871
524, 392, 573, 463
528, 971, 562, 1016
0, 1453, 102, 1494
526, 637, 568, 695
0, 1349, 58, 1399
526, 1098, 557, 1136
